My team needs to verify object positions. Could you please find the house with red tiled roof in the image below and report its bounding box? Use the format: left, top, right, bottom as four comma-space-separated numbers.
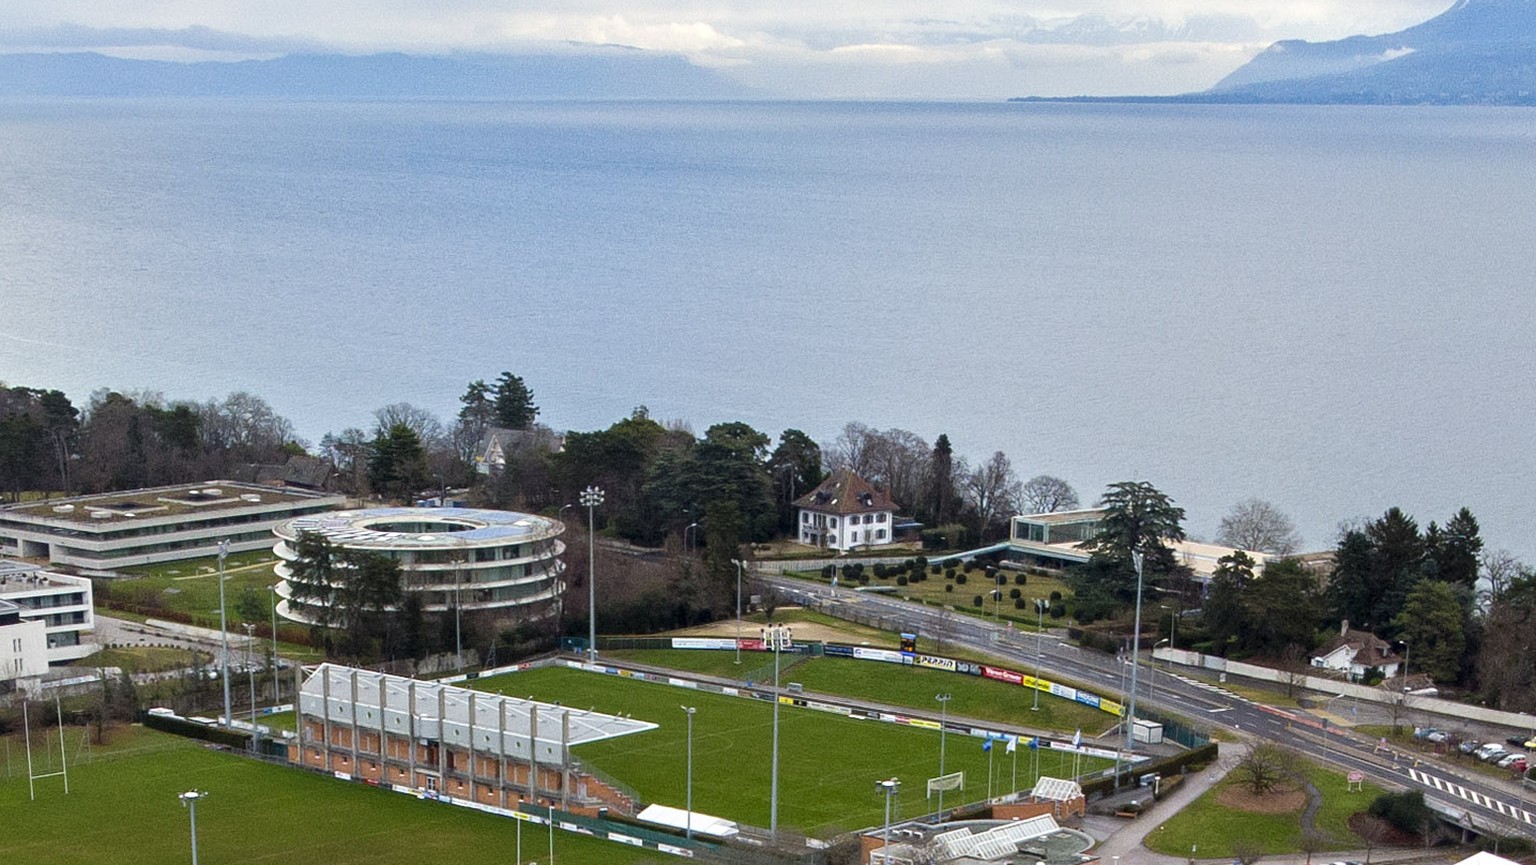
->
1310, 620, 1403, 682
792, 468, 897, 552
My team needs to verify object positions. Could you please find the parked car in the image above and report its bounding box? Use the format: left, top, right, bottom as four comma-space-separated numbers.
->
1461, 740, 1484, 754
1425, 730, 1449, 744
1507, 735, 1529, 747
1479, 746, 1509, 763
1496, 753, 1527, 771
1475, 743, 1506, 761
1524, 735, 1536, 749
1414, 727, 1442, 740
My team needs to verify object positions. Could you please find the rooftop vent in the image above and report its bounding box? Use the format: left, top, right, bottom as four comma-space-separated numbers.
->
52, 504, 75, 513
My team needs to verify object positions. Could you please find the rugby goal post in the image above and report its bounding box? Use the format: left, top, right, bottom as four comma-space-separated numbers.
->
926, 771, 965, 798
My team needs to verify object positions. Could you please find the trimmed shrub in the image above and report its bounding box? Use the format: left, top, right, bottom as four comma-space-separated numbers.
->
931, 563, 942, 575
1049, 590, 1062, 602
1008, 587, 1022, 600
1014, 598, 1027, 610
1050, 603, 1066, 618
945, 584, 954, 593
896, 575, 909, 586
1014, 573, 1027, 586
962, 560, 977, 574
996, 574, 1007, 586
972, 595, 984, 608
955, 573, 966, 584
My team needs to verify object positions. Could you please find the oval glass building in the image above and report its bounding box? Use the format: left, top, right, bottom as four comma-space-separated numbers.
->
272, 507, 565, 625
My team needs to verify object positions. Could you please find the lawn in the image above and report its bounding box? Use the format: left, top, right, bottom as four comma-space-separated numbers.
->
1145, 759, 1386, 857
75, 645, 208, 674
782, 567, 1074, 629
471, 666, 1109, 837
0, 725, 651, 865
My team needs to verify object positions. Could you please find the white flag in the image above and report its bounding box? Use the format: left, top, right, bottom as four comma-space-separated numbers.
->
1006, 735, 1017, 754
1072, 729, 1082, 748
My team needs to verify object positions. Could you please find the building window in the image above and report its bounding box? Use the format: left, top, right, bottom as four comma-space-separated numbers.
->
801, 512, 809, 524
829, 517, 837, 528
864, 514, 873, 524
850, 531, 859, 543
877, 513, 887, 523
877, 529, 886, 540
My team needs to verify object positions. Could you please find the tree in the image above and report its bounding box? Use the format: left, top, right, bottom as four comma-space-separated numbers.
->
1203, 550, 1255, 654
1215, 497, 1301, 555
1423, 507, 1482, 587
767, 429, 823, 532
1480, 549, 1529, 605
458, 379, 496, 431
924, 434, 959, 525
1019, 474, 1079, 515
200, 391, 298, 460
1242, 558, 1322, 656
1477, 568, 1536, 711
372, 403, 444, 448
368, 423, 429, 502
492, 372, 538, 429
1392, 579, 1465, 684
1233, 741, 1296, 796
963, 451, 1020, 542
1329, 508, 1425, 632
287, 531, 339, 632
1077, 481, 1187, 601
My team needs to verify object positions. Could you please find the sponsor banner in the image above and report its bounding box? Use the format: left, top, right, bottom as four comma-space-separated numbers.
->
560, 820, 595, 836
609, 833, 644, 847
804, 700, 850, 716
1100, 699, 1124, 716
671, 637, 736, 650
981, 665, 1024, 686
1074, 691, 1102, 710
955, 661, 983, 676
915, 654, 956, 672
657, 843, 696, 858
667, 677, 698, 689
739, 639, 766, 651
1048, 682, 1076, 701
334, 771, 353, 781
907, 718, 941, 730
853, 647, 906, 664
823, 643, 856, 658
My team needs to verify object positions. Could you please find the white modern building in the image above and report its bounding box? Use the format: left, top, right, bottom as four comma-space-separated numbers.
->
272, 507, 565, 626
0, 561, 96, 662
793, 469, 898, 553
1007, 508, 1276, 580
0, 481, 344, 574
0, 600, 48, 691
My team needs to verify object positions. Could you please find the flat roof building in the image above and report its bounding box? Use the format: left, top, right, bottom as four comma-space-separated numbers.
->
0, 481, 344, 574
0, 561, 96, 662
0, 599, 49, 692
272, 507, 565, 626
1008, 508, 1275, 580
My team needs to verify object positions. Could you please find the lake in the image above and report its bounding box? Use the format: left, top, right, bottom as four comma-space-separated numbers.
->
1, 99, 1533, 556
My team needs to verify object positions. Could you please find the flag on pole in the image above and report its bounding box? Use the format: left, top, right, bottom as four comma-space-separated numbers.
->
1072, 729, 1082, 748
1028, 736, 1039, 750
982, 737, 992, 752
1006, 735, 1017, 754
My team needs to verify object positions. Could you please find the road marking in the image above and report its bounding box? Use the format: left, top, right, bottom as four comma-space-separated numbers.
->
1207, 707, 1232, 714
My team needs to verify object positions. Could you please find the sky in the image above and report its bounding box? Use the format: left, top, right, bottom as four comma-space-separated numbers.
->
0, 1, 1456, 97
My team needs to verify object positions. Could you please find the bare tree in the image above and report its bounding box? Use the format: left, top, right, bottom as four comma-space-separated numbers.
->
1019, 474, 1079, 515
1232, 839, 1264, 864
863, 427, 930, 511
1480, 548, 1528, 604
372, 402, 445, 446
826, 421, 877, 476
1233, 741, 1296, 796
201, 391, 298, 456
963, 451, 1021, 542
1216, 498, 1302, 555
1298, 828, 1330, 864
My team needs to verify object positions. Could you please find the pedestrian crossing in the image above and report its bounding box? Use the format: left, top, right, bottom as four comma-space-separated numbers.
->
1408, 767, 1535, 827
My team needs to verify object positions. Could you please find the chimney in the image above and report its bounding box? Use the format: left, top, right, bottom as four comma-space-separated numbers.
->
1340, 619, 1349, 637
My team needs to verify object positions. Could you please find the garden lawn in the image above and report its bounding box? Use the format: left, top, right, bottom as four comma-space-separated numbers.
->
472, 666, 1110, 837
0, 726, 649, 865
782, 568, 1074, 629
1145, 760, 1386, 858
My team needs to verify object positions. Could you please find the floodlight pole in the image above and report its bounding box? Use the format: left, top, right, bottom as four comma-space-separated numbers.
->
878, 778, 900, 860
454, 557, 464, 671
1125, 550, 1145, 761
681, 705, 696, 840
935, 693, 951, 816
180, 790, 206, 865
243, 624, 258, 751
269, 585, 280, 706
768, 623, 787, 842
217, 539, 232, 729
581, 486, 605, 664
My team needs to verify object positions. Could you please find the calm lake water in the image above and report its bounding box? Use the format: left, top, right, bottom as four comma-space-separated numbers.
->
2, 99, 1533, 556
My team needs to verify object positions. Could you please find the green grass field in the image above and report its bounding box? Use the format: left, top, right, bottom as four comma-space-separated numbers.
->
0, 726, 652, 865
1145, 760, 1386, 857
782, 567, 1074, 628
472, 666, 1108, 836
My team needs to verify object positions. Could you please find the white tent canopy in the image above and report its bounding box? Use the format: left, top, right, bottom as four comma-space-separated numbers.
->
636, 803, 740, 838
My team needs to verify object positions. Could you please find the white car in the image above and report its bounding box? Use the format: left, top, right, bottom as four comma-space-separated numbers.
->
1496, 753, 1526, 769
1474, 743, 1506, 760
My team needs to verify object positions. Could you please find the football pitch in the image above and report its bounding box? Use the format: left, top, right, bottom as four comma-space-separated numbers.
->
472, 665, 1109, 837
0, 727, 651, 865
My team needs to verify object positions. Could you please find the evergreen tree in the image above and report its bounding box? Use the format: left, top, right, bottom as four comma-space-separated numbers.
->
925, 433, 957, 524
368, 423, 429, 502
1392, 579, 1465, 684
492, 372, 538, 429
1076, 480, 1187, 602
1424, 507, 1482, 588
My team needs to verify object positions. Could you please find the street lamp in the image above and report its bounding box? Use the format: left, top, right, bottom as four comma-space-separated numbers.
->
580, 486, 605, 664
934, 693, 952, 816
268, 585, 280, 708
683, 522, 699, 554
731, 560, 745, 665
1125, 550, 1146, 761
1033, 599, 1046, 712
681, 706, 696, 840
179, 790, 207, 865
216, 540, 231, 728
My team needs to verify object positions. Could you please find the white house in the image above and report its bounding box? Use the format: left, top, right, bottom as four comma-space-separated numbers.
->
1310, 621, 1401, 681
0, 599, 48, 692
793, 469, 897, 553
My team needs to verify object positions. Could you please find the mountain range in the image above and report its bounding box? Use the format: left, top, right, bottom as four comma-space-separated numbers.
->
0, 50, 750, 101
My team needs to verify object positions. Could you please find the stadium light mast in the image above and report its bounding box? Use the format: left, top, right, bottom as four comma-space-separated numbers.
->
681, 705, 697, 840
766, 622, 790, 842
935, 693, 952, 816
179, 790, 207, 865
878, 778, 900, 860
1125, 550, 1145, 762
580, 486, 605, 663
1033, 599, 1046, 712
217, 539, 232, 728
731, 559, 744, 665
243, 623, 258, 751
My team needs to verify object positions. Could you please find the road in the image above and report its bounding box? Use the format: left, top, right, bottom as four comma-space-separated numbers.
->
760, 573, 1536, 840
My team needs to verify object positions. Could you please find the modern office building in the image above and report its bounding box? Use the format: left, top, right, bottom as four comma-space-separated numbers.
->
0, 599, 48, 691
272, 507, 565, 626
793, 469, 898, 552
1007, 508, 1274, 580
0, 561, 96, 662
0, 482, 345, 573
291, 663, 654, 811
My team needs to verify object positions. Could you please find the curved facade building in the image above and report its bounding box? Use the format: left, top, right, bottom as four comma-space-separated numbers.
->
272, 507, 564, 626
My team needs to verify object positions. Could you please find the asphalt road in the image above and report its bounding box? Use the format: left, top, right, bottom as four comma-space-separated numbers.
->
761, 574, 1536, 840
